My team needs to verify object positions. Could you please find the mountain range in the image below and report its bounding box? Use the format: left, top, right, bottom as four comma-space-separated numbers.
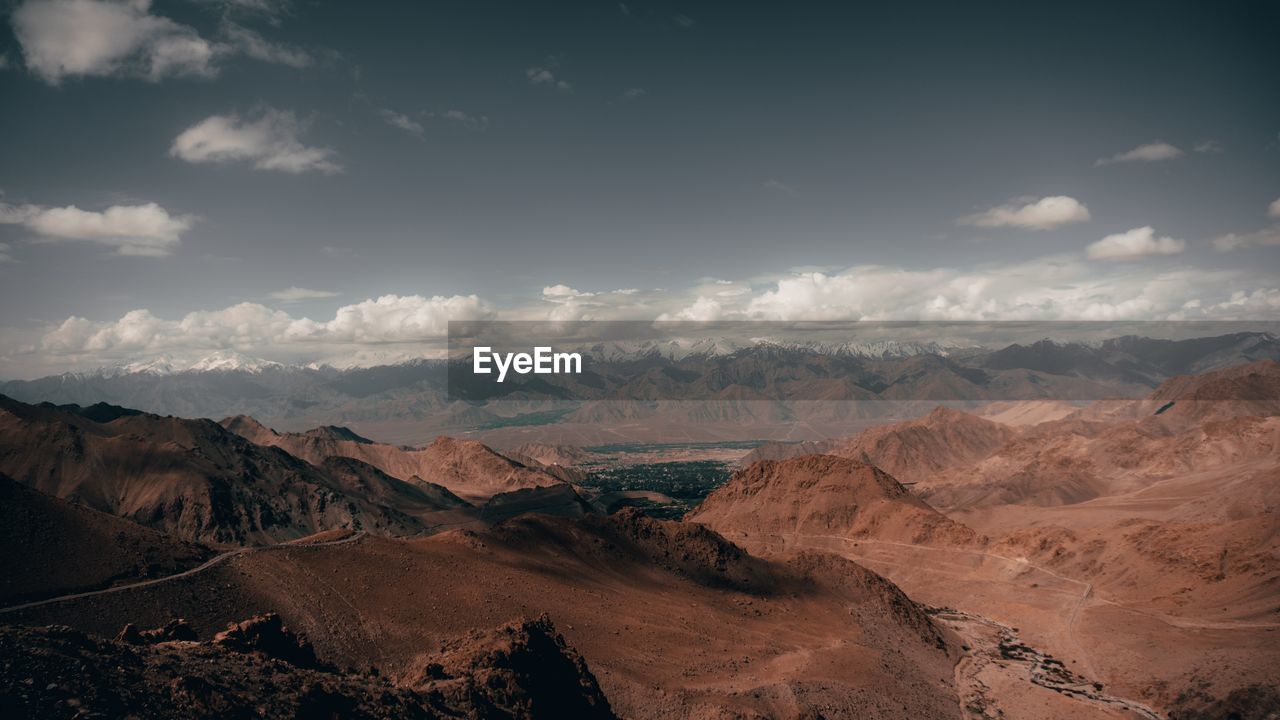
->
4, 332, 1278, 443
2, 354, 1278, 717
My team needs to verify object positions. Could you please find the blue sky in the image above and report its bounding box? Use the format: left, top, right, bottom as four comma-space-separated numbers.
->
0, 0, 1278, 376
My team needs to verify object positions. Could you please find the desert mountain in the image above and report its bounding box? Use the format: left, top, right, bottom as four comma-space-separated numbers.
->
6, 332, 1276, 437
0, 473, 212, 605
221, 417, 564, 503
503, 442, 592, 467
689, 455, 980, 546
5, 510, 962, 719
719, 360, 1280, 717
0, 395, 467, 544
830, 405, 1017, 483
901, 361, 1280, 513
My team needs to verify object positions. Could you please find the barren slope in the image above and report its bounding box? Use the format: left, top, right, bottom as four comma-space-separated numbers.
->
222, 416, 565, 502
4, 511, 961, 720
0, 396, 463, 544
0, 474, 212, 605
689, 455, 980, 546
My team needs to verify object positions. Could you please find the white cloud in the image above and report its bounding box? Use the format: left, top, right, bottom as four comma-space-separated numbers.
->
16, 257, 1280, 375
38, 294, 490, 361
1212, 226, 1280, 252
674, 14, 695, 28
659, 296, 723, 321
170, 108, 341, 174
0, 199, 193, 256
741, 261, 1272, 322
1270, 197, 1280, 219
0, 242, 13, 262
622, 87, 646, 101
1193, 140, 1223, 154
958, 195, 1091, 230
542, 284, 590, 299
378, 108, 424, 136
268, 287, 339, 302
11, 0, 309, 84
526, 66, 571, 92
1086, 226, 1185, 261
1095, 141, 1184, 166
13, 0, 215, 83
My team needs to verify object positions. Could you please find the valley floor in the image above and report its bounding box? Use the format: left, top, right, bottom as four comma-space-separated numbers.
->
726, 530, 1280, 719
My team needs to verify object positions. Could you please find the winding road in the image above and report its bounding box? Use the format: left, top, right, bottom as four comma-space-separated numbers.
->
0, 531, 367, 615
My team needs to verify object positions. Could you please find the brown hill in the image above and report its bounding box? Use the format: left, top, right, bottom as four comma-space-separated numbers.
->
505, 442, 593, 467
830, 406, 1017, 484
6, 511, 961, 719
736, 439, 835, 466
1146, 359, 1280, 426
993, 513, 1280, 620
0, 395, 462, 544
0, 474, 212, 605
688, 455, 980, 546
221, 416, 565, 503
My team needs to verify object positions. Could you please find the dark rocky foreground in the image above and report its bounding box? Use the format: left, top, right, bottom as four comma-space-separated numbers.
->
0, 614, 615, 720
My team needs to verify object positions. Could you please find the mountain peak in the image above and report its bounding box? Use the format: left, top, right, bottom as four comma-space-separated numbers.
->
302, 425, 374, 444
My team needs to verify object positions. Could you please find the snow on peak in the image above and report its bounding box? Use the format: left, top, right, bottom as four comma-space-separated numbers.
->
186, 351, 283, 373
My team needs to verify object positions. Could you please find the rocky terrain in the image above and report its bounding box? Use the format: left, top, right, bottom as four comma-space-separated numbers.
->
2, 353, 1278, 718
2, 509, 962, 719
0, 474, 213, 605
0, 613, 615, 719
689, 455, 982, 546
221, 415, 566, 502
693, 360, 1280, 718
5, 331, 1276, 444
0, 396, 471, 544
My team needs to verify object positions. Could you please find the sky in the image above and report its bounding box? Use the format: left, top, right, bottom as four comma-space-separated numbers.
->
0, 0, 1278, 377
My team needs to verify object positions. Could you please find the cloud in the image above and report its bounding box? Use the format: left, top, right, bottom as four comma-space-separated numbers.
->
958, 195, 1091, 230
17, 257, 1280, 374
1270, 197, 1280, 219
526, 66, 571, 92
1212, 226, 1280, 252
39, 294, 491, 361
268, 287, 339, 302
738, 261, 1274, 322
13, 0, 215, 83
658, 296, 722, 321
674, 14, 695, 28
170, 108, 341, 174
428, 109, 488, 130
378, 108, 424, 136
214, 0, 294, 18
0, 242, 13, 263
220, 21, 310, 68
622, 87, 646, 101
1086, 226, 1185, 261
1095, 141, 1184, 166
11, 0, 310, 84
0, 199, 193, 256
1193, 140, 1223, 154
763, 179, 798, 196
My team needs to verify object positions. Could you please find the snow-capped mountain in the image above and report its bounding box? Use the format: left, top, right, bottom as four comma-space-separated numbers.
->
93, 351, 285, 377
